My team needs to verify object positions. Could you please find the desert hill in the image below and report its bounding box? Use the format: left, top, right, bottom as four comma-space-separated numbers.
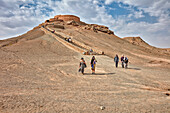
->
0, 15, 170, 112
1, 15, 170, 67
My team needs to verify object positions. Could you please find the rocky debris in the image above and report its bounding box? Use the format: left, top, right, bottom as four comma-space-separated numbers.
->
91, 24, 109, 29
83, 24, 114, 35
53, 25, 65, 29
78, 21, 87, 26
92, 24, 113, 34
49, 18, 56, 22
66, 20, 79, 26
84, 25, 91, 30
98, 27, 108, 33
165, 93, 170, 96
107, 30, 114, 34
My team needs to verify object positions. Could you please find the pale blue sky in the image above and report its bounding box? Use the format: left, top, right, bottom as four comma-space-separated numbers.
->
0, 0, 170, 48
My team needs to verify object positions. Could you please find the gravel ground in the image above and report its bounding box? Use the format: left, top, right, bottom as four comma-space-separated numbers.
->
0, 29, 170, 113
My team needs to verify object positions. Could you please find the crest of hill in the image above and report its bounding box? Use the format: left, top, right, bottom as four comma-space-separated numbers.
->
0, 28, 44, 48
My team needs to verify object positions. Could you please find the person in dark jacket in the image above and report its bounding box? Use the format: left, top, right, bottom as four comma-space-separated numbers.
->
78, 58, 86, 75
124, 57, 128, 69
114, 54, 119, 68
121, 55, 124, 68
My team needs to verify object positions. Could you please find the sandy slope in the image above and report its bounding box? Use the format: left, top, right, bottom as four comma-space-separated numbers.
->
0, 22, 170, 112
51, 24, 170, 67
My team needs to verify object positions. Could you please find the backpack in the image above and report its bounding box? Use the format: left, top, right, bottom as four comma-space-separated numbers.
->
125, 58, 128, 63
121, 57, 124, 61
83, 60, 87, 68
84, 63, 87, 68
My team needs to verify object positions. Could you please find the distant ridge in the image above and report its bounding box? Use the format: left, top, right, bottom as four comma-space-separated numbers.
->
123, 37, 151, 48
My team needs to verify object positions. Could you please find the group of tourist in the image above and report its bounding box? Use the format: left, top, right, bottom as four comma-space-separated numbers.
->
114, 55, 128, 68
79, 55, 129, 75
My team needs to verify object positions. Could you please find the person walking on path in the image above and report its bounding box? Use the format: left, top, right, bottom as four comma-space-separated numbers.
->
124, 57, 129, 69
91, 56, 97, 74
114, 54, 119, 68
78, 58, 87, 75
121, 55, 125, 68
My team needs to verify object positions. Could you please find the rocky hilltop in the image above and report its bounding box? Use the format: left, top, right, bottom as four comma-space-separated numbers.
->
41, 15, 114, 35
0, 15, 170, 113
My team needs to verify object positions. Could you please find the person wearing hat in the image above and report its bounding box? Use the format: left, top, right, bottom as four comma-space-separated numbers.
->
78, 57, 87, 75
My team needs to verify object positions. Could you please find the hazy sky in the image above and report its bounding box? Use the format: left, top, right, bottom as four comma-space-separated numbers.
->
0, 0, 170, 48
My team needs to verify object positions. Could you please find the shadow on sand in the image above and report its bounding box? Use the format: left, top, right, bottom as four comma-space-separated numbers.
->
84, 73, 115, 75
127, 67, 141, 70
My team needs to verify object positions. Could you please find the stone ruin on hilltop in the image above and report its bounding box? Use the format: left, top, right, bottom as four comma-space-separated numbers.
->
40, 15, 114, 35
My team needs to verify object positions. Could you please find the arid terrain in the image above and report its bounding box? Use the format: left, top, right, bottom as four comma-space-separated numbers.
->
0, 15, 170, 113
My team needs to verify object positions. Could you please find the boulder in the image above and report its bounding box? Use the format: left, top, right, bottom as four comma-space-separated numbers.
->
84, 25, 91, 30
66, 20, 74, 25
97, 28, 108, 33
49, 18, 56, 22
91, 24, 109, 29
107, 30, 114, 35
45, 20, 50, 23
